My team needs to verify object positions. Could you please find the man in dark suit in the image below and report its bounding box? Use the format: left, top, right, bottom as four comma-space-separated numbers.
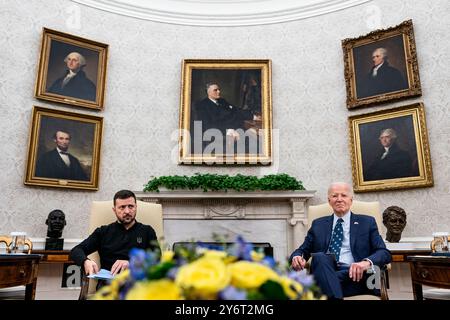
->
191, 82, 259, 154
364, 128, 417, 181
47, 52, 96, 101
290, 182, 391, 299
358, 47, 408, 98
35, 130, 88, 181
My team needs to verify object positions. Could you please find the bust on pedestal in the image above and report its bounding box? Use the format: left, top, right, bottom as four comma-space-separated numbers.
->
45, 209, 66, 250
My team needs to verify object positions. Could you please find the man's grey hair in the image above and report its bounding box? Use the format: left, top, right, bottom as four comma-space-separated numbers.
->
374, 47, 388, 59
327, 182, 354, 197
379, 128, 397, 140
64, 52, 86, 67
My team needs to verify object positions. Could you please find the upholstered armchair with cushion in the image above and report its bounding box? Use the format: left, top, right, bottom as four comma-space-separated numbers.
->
78, 200, 163, 300
307, 200, 390, 300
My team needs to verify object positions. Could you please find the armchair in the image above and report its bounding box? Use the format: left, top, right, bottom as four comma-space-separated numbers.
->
78, 200, 163, 300
307, 200, 390, 300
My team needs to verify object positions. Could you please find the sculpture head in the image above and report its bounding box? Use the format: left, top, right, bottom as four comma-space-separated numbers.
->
46, 209, 66, 238
382, 206, 407, 242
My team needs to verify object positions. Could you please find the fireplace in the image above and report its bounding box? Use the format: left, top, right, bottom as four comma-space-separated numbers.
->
135, 190, 315, 262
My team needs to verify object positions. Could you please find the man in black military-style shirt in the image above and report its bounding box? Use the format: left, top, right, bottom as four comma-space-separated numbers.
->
70, 190, 159, 283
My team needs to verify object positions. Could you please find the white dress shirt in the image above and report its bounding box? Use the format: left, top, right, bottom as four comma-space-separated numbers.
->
62, 70, 77, 87
380, 146, 390, 159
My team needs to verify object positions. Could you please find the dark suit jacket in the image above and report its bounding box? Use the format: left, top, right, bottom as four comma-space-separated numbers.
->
290, 212, 391, 267
192, 97, 253, 135
48, 70, 96, 101
35, 149, 89, 181
358, 62, 408, 98
191, 97, 254, 153
364, 142, 416, 181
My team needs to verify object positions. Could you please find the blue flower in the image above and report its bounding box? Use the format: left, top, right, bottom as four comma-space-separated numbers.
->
229, 235, 253, 261
129, 248, 160, 280
129, 248, 147, 280
219, 286, 247, 300
288, 270, 315, 288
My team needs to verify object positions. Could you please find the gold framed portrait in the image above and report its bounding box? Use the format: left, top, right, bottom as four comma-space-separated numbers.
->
35, 28, 108, 110
24, 106, 104, 190
179, 59, 272, 165
342, 19, 422, 109
348, 102, 433, 193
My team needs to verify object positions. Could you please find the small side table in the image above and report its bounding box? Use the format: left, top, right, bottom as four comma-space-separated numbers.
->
407, 255, 450, 300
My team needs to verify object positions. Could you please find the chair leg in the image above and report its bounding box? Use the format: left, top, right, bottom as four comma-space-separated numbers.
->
380, 270, 389, 300
78, 273, 89, 300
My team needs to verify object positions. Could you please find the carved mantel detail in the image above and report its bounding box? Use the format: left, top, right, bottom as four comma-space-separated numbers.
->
203, 200, 246, 219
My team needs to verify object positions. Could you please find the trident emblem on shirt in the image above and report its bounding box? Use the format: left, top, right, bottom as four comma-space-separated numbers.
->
137, 237, 142, 244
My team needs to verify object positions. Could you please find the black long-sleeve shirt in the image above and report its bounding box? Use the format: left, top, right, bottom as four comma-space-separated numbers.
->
70, 221, 159, 271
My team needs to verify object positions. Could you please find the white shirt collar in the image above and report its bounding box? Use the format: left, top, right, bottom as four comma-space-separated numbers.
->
333, 211, 351, 225
372, 62, 384, 76
374, 62, 384, 71
56, 147, 68, 154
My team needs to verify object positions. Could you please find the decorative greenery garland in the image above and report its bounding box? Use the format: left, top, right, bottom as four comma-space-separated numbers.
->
143, 173, 304, 192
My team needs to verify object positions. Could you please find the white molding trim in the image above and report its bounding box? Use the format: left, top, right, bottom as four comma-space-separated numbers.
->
72, 0, 370, 26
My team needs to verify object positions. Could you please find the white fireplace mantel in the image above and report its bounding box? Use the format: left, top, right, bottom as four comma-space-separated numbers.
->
135, 190, 315, 262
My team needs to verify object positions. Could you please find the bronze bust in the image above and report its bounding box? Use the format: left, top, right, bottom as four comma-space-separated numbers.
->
45, 209, 66, 250
382, 206, 407, 242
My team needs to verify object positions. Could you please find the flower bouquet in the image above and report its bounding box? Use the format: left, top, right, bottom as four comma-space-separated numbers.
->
91, 236, 324, 300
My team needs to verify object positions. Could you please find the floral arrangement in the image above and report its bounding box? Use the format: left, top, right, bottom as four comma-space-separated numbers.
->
92, 236, 324, 300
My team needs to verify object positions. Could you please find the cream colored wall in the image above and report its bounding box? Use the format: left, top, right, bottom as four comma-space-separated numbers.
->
1, 0, 449, 241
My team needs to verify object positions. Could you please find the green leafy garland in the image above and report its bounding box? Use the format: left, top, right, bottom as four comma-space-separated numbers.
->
143, 173, 304, 192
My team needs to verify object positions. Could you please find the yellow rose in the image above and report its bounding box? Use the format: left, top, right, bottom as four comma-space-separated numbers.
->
90, 285, 118, 300
229, 261, 279, 289
161, 250, 175, 263
279, 276, 303, 299
175, 256, 231, 298
203, 249, 227, 259
126, 279, 182, 300
302, 290, 315, 300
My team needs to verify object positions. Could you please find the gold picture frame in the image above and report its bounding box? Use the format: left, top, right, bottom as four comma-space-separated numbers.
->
24, 106, 103, 190
348, 102, 433, 193
35, 28, 108, 110
179, 59, 272, 165
342, 19, 421, 109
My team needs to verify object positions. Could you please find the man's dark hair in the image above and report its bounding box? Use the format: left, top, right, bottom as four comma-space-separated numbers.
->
53, 130, 71, 139
205, 82, 219, 93
113, 189, 136, 205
